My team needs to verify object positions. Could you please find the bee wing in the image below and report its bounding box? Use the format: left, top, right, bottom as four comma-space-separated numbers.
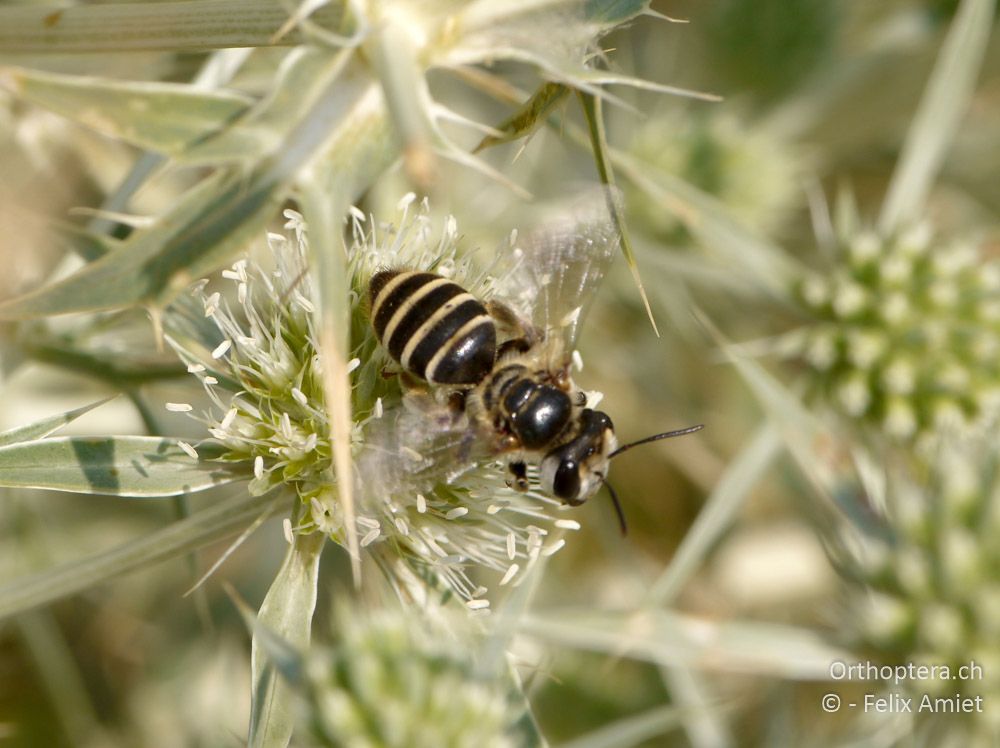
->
355, 393, 490, 500
500, 191, 620, 350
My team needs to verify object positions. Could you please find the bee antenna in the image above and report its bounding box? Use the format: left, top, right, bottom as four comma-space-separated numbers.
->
603, 479, 628, 536
609, 424, 704, 459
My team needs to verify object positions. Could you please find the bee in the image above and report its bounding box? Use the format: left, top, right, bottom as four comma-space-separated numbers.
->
365, 202, 701, 532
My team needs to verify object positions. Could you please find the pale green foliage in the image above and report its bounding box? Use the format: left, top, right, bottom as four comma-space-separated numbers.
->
628, 109, 804, 240
0, 398, 239, 498
0, 0, 656, 320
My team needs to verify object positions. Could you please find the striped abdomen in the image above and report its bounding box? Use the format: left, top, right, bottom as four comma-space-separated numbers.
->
369, 270, 497, 385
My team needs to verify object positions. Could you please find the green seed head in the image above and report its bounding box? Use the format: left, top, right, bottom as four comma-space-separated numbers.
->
628, 109, 804, 241
843, 440, 1000, 742
792, 224, 1000, 446
303, 609, 524, 748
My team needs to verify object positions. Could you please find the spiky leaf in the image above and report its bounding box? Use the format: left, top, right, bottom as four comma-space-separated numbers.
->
0, 436, 240, 496
0, 399, 115, 447
0, 66, 253, 156
250, 531, 325, 748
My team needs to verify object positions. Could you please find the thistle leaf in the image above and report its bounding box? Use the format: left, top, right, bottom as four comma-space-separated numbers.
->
578, 91, 659, 335
584, 0, 650, 25
250, 531, 325, 748
697, 310, 843, 504
0, 398, 116, 447
0, 0, 346, 54
181, 46, 354, 166
879, 0, 996, 233
644, 423, 783, 606
521, 608, 849, 680
0, 168, 280, 318
0, 66, 253, 156
614, 149, 802, 299
502, 662, 549, 748
0, 52, 388, 320
23, 339, 186, 388
0, 490, 282, 620
0, 436, 240, 497
574, 70, 721, 102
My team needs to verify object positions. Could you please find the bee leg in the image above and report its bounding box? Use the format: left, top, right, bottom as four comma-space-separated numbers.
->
497, 337, 532, 358
547, 360, 578, 392
573, 391, 587, 407
486, 298, 527, 333
398, 370, 426, 393
487, 299, 542, 351
457, 431, 477, 463
495, 433, 519, 453
507, 460, 530, 492
446, 390, 467, 418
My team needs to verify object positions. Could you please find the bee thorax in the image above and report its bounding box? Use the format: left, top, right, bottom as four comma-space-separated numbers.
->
500, 379, 573, 450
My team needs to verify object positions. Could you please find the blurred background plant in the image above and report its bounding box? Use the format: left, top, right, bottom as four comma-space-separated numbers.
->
0, 0, 998, 746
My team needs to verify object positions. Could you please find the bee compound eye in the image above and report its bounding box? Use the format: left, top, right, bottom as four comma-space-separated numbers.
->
553, 458, 583, 504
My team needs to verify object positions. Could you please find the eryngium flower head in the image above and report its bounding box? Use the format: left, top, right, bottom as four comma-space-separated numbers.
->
839, 441, 1000, 745
300, 607, 530, 748
167, 199, 580, 608
788, 223, 1000, 447
627, 108, 804, 241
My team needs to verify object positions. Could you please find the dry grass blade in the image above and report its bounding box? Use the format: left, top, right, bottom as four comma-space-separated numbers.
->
644, 422, 783, 607
878, 0, 996, 233
250, 531, 325, 748
521, 607, 848, 680
0, 66, 253, 156
579, 91, 659, 336
0, 0, 346, 53
0, 491, 284, 620
298, 185, 362, 585
0, 398, 116, 447
559, 706, 686, 748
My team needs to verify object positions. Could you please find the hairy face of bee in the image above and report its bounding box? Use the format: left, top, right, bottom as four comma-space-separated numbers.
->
538, 409, 617, 504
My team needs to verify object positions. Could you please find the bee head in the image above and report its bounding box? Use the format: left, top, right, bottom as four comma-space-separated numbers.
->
540, 413, 704, 535
539, 409, 617, 505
